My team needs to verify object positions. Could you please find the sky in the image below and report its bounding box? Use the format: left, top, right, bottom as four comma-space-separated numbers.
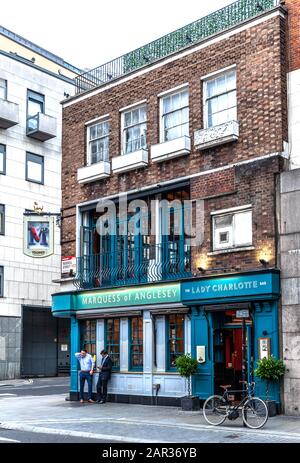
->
2, 0, 233, 71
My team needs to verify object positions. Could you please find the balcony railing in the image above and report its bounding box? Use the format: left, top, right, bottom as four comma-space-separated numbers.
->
75, 0, 280, 95
74, 244, 191, 290
26, 113, 56, 141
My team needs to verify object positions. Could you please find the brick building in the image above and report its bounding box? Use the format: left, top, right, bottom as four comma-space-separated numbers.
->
53, 0, 288, 407
277, 0, 300, 416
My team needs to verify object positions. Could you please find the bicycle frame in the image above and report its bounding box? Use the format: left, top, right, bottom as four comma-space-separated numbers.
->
222, 382, 256, 411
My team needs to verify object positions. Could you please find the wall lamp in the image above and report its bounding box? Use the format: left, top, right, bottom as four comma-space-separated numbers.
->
197, 266, 206, 274
259, 258, 269, 267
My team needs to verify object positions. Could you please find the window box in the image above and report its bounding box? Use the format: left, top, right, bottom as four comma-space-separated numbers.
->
0, 99, 19, 129
151, 135, 191, 162
194, 120, 239, 150
26, 112, 56, 141
112, 149, 148, 174
77, 161, 111, 184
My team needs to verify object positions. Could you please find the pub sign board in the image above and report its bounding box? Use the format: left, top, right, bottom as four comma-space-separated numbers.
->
23, 215, 54, 258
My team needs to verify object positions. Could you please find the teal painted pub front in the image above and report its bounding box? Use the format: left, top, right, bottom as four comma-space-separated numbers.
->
182, 269, 281, 405
52, 269, 280, 406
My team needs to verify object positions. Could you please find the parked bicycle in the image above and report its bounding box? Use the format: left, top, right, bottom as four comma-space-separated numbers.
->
203, 381, 268, 429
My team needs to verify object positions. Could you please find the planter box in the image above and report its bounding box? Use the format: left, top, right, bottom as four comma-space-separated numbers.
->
181, 396, 200, 411
266, 400, 277, 417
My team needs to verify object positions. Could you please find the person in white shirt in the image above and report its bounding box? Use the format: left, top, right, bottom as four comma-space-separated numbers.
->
75, 349, 95, 403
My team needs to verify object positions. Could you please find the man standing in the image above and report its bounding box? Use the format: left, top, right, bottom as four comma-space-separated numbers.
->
96, 349, 112, 404
75, 349, 95, 403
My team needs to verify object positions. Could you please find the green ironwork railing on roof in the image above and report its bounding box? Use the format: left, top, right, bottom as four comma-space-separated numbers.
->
74, 0, 281, 95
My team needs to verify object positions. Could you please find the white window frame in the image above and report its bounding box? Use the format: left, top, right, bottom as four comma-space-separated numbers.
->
203, 67, 237, 129
159, 86, 189, 143
212, 207, 252, 251
87, 118, 110, 166
0, 266, 3, 297
121, 103, 147, 155
0, 78, 7, 100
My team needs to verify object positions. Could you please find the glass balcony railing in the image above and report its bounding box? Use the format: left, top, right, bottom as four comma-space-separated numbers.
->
74, 0, 281, 95
74, 244, 191, 290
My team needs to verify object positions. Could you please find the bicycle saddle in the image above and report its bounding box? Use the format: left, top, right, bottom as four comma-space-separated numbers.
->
220, 384, 231, 389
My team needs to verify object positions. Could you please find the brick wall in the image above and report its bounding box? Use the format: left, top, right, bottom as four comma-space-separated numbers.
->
285, 0, 300, 72
190, 157, 282, 276
61, 13, 287, 266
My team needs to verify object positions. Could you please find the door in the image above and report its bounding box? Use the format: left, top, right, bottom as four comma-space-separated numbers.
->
22, 306, 58, 377
214, 325, 253, 396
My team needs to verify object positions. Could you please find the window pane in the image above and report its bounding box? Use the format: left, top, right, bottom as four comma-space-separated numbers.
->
205, 70, 236, 127
163, 89, 188, 116
132, 108, 139, 125
122, 106, 147, 154
0, 145, 5, 173
206, 79, 216, 98
106, 318, 120, 369
234, 210, 252, 246
82, 320, 96, 355
27, 160, 42, 183
163, 96, 171, 114
215, 75, 226, 94
181, 106, 189, 124
89, 121, 110, 164
215, 215, 233, 228
139, 106, 147, 122
124, 111, 131, 127
171, 92, 180, 111
165, 126, 181, 142
0, 205, 4, 235
0, 266, 3, 297
168, 314, 184, 369
227, 90, 237, 109
207, 99, 216, 117
28, 99, 43, 117
217, 93, 229, 113
0, 79, 7, 99
130, 317, 143, 369
90, 125, 97, 140
226, 71, 236, 91
181, 90, 189, 107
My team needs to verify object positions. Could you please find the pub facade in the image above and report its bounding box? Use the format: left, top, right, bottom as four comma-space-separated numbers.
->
53, 0, 287, 408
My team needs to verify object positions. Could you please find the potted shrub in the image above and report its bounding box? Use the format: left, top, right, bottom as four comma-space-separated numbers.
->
175, 353, 199, 411
254, 355, 285, 417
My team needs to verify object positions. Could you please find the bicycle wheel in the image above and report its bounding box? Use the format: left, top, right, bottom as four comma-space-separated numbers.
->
203, 395, 228, 426
242, 397, 268, 429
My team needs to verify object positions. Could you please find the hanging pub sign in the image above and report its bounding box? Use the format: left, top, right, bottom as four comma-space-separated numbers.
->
23, 215, 54, 258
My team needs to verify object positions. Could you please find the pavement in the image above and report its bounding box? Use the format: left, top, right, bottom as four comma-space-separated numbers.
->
0, 377, 300, 443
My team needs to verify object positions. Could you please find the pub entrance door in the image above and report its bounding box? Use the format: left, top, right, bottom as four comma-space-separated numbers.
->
213, 310, 253, 397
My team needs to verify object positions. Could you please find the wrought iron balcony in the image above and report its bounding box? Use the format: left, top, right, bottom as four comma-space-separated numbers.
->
75, 0, 281, 95
26, 113, 56, 141
74, 244, 191, 290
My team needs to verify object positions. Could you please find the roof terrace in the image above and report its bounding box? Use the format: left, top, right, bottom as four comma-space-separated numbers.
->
74, 0, 281, 95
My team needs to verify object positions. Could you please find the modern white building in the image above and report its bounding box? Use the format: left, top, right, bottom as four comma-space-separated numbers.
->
0, 26, 81, 379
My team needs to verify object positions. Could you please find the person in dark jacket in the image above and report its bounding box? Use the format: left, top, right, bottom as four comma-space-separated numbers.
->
96, 349, 112, 404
